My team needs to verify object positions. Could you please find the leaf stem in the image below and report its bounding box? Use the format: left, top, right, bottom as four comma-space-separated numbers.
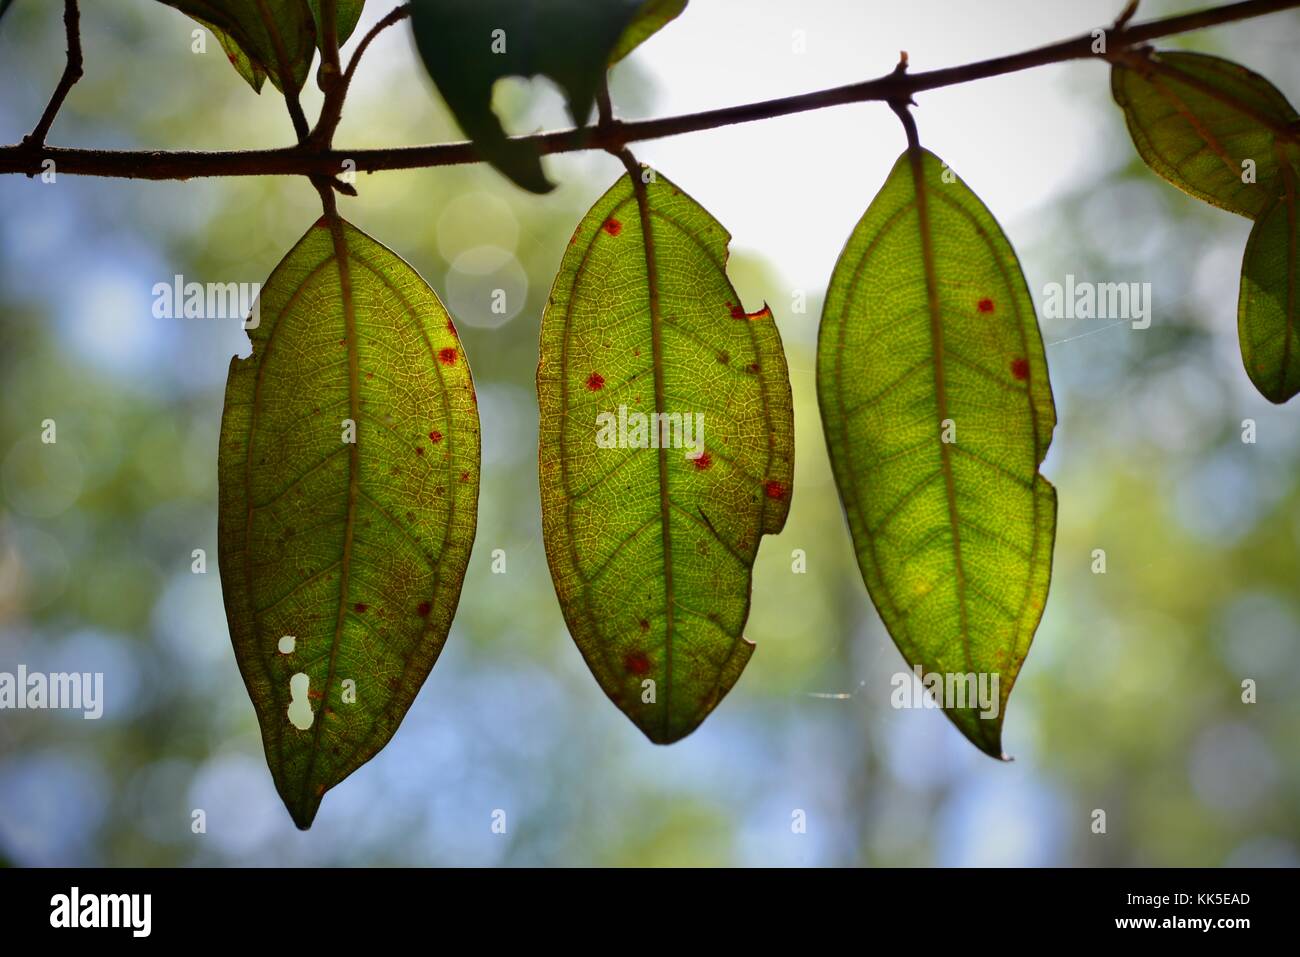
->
252, 0, 310, 142
1, 0, 1296, 180
310, 3, 412, 150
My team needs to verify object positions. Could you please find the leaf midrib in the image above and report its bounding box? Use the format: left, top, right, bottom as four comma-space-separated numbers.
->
906, 146, 977, 693
298, 213, 361, 816
309, 243, 464, 796
930, 186, 1052, 686
1146, 58, 1299, 141
627, 171, 677, 740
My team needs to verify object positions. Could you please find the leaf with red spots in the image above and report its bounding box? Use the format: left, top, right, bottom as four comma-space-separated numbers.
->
817, 146, 1056, 758
1111, 50, 1300, 219
218, 217, 480, 828
155, 1, 318, 94
1239, 160, 1300, 403
538, 168, 794, 744
409, 0, 689, 192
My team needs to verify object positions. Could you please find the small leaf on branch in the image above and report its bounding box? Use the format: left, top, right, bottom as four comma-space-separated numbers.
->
158, 0, 318, 94
1111, 50, 1300, 218
1239, 159, 1300, 402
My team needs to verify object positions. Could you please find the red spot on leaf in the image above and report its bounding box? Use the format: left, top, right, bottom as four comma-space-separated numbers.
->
1011, 357, 1030, 380
459, 471, 470, 482
765, 480, 787, 501
438, 347, 458, 366
415, 447, 424, 456
624, 651, 651, 675
354, 603, 367, 613
417, 601, 431, 617
603, 218, 622, 236
639, 618, 650, 632
978, 298, 995, 313
694, 452, 713, 470
446, 319, 458, 338
586, 371, 606, 391
729, 302, 767, 321
429, 430, 443, 443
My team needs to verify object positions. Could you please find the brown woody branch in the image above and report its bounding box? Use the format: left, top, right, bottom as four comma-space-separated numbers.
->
2, 0, 1298, 182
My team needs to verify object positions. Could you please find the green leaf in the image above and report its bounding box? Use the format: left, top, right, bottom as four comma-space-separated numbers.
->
1111, 50, 1300, 219
409, 0, 687, 193
307, 0, 365, 52
196, 16, 268, 93
538, 169, 794, 743
218, 216, 480, 828
816, 147, 1057, 758
609, 0, 686, 64
158, 0, 318, 94
1239, 163, 1300, 403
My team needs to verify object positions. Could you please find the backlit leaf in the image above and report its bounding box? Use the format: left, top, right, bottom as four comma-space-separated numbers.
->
817, 147, 1057, 757
609, 0, 686, 64
1111, 50, 1300, 218
538, 169, 794, 743
409, 0, 688, 193
1239, 161, 1300, 402
218, 216, 479, 828
197, 16, 268, 93
307, 0, 365, 52
158, 0, 317, 93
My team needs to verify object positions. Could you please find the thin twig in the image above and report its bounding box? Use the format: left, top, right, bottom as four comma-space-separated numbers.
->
1115, 0, 1143, 30
596, 81, 615, 130
310, 4, 411, 149
247, 0, 311, 143
305, 0, 360, 195
23, 0, 82, 148
2, 0, 1296, 180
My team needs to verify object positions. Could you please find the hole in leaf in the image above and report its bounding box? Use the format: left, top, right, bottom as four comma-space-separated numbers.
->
288, 673, 314, 730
